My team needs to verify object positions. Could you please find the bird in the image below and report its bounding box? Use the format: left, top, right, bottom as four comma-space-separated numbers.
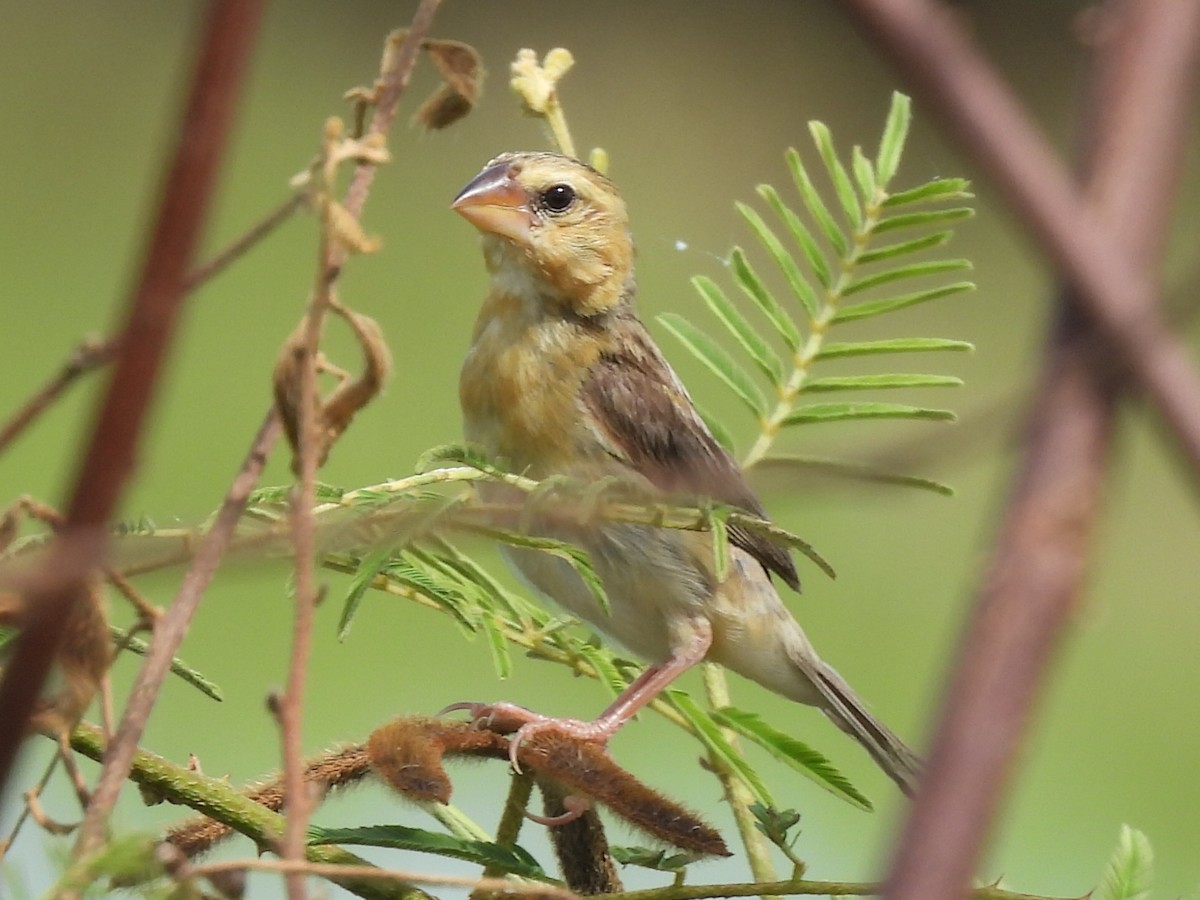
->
449, 150, 921, 796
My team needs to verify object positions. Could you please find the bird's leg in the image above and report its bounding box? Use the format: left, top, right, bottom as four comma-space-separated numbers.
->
441, 621, 713, 775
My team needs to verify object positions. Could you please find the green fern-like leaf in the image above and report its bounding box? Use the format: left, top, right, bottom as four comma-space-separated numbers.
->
309, 825, 549, 880
664, 91, 973, 478
1094, 825, 1153, 900
713, 707, 871, 810
669, 690, 776, 807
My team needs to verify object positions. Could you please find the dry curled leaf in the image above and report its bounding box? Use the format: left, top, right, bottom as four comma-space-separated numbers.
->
416, 38, 485, 131
0, 498, 111, 735
272, 299, 392, 473
347, 29, 484, 133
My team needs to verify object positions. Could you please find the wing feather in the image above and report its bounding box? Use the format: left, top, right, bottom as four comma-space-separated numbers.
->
579, 315, 800, 591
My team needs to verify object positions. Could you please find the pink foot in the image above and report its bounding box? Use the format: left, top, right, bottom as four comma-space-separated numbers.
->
439, 701, 620, 772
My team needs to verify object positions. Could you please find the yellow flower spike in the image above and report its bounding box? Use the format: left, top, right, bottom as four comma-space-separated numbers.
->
541, 47, 575, 82
508, 47, 577, 159
588, 146, 609, 175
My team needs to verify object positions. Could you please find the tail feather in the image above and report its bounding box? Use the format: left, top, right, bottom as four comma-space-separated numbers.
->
811, 662, 923, 797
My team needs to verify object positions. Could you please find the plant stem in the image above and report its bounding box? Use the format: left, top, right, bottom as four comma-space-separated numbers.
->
701, 664, 777, 885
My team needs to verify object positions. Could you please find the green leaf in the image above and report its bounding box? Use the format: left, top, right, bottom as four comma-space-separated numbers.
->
730, 247, 802, 350
801, 374, 963, 393
728, 513, 836, 580
657, 312, 767, 417
883, 177, 972, 207
337, 495, 463, 640
736, 203, 820, 323
816, 338, 974, 359
783, 402, 956, 425
756, 454, 954, 496
110, 628, 223, 701
873, 207, 974, 234
610, 846, 697, 871
809, 120, 861, 231
786, 147, 849, 257
480, 612, 514, 678
338, 544, 399, 640
833, 282, 974, 322
1094, 825, 1153, 900
844, 259, 973, 296
426, 540, 535, 625
574, 642, 630, 699
875, 91, 911, 185
757, 183, 832, 293
414, 441, 491, 473
708, 506, 731, 583
851, 145, 877, 206
668, 690, 775, 807
856, 231, 952, 265
309, 824, 549, 880
693, 275, 784, 384
713, 707, 872, 810
387, 559, 478, 633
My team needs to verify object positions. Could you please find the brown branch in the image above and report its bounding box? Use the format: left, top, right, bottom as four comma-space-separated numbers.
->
343, 0, 445, 222
841, 0, 1200, 489
0, 339, 117, 456
275, 5, 444, 896
845, 3, 1200, 900
0, 0, 264, 813
183, 193, 306, 292
0, 191, 302, 463
73, 410, 280, 856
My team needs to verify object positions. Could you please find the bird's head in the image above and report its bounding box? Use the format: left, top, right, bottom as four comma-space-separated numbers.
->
453, 152, 634, 316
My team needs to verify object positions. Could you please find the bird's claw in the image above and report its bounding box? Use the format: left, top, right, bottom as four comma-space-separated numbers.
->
438, 702, 615, 774
525, 793, 591, 827
437, 700, 540, 735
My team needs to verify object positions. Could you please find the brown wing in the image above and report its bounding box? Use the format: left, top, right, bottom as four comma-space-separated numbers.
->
580, 315, 800, 591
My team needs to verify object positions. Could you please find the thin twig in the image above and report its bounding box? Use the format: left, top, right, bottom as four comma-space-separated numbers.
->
277, 6, 444, 896
188, 857, 574, 898
846, 3, 1200, 900
0, 0, 265, 818
604, 879, 1080, 900
73, 410, 280, 856
0, 338, 116, 456
183, 193, 306, 292
342, 0, 445, 222
0, 752, 61, 858
66, 723, 431, 900
0, 192, 303, 463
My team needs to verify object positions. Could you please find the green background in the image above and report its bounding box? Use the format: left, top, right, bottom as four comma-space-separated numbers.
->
2, 1, 1198, 897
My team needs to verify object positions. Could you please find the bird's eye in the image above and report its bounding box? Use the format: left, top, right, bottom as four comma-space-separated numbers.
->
538, 183, 576, 213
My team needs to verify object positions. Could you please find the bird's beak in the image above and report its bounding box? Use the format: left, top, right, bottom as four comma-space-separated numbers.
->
452, 163, 534, 242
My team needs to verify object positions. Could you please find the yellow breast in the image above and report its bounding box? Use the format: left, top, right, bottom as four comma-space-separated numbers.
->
459, 289, 603, 473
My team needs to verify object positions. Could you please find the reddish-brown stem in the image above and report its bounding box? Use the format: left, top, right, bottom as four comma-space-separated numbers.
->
840, 3, 1200, 899
72, 410, 281, 857
841, 0, 1200, 488
183, 193, 306, 292
0, 339, 116, 456
342, 0, 445, 222
275, 5, 444, 896
0, 0, 265, 814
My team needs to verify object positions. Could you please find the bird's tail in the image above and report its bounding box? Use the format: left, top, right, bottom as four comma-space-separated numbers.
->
810, 660, 923, 797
